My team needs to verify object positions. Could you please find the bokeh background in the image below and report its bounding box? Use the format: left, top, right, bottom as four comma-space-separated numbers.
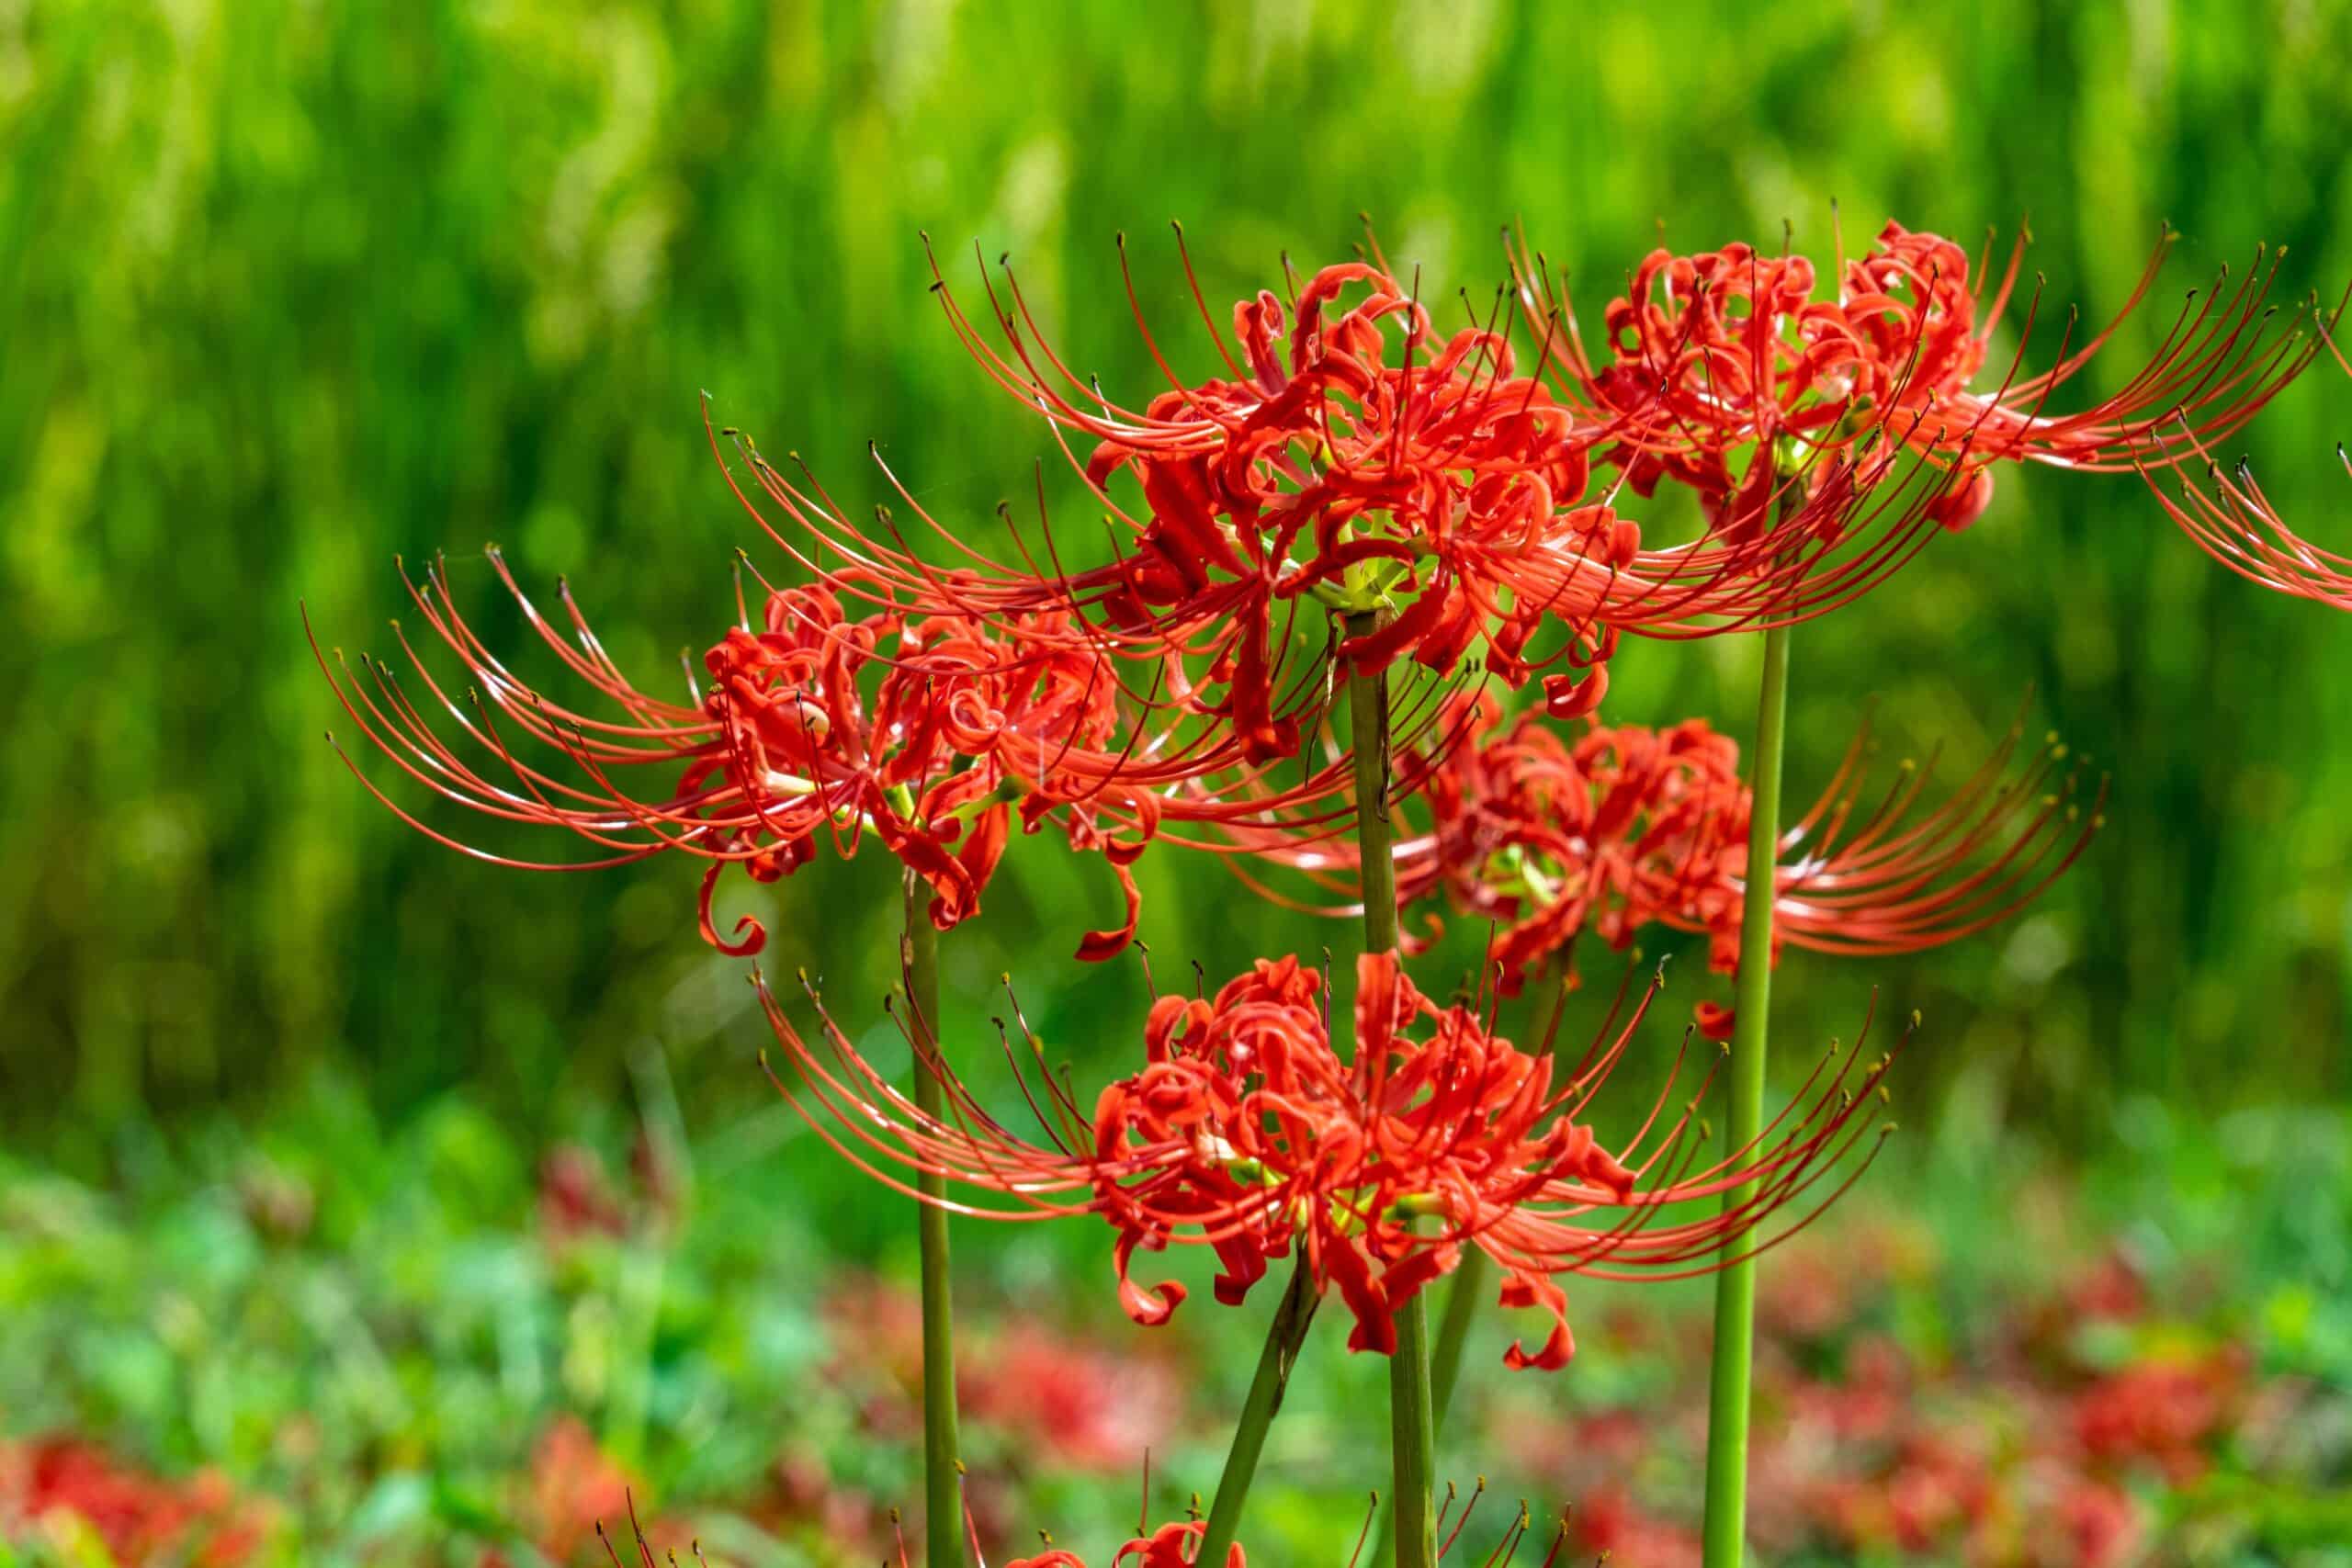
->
4, 2, 2350, 1563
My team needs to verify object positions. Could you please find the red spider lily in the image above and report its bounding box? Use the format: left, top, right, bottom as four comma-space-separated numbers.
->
712, 213, 2322, 794
1526, 218, 2324, 532
313, 557, 1057, 954
756, 947, 1899, 1372
312, 552, 1469, 961
1227, 693, 2103, 1011
709, 231, 2008, 777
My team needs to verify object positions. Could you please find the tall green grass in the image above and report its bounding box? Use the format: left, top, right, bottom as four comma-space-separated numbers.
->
3, 0, 2349, 1157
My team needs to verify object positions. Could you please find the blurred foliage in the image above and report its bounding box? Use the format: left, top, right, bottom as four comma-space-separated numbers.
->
0, 1078, 2343, 1562
4, 0, 2352, 1167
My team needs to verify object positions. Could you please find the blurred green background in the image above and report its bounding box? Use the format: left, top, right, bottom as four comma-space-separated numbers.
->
6, 2, 2352, 1562
6, 0, 2349, 1154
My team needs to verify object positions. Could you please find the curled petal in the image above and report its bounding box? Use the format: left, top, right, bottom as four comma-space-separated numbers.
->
698, 863, 766, 956
1076, 859, 1144, 963
1113, 1228, 1188, 1327
1498, 1271, 1576, 1371
1542, 664, 1610, 720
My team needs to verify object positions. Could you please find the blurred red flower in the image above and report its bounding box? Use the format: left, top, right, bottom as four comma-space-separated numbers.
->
2070, 1352, 2243, 1484
0, 1438, 262, 1567
502, 1418, 638, 1568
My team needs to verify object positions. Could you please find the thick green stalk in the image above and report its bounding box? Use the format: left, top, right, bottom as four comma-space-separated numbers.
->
1364, 1254, 1476, 1568
1344, 961, 1576, 1568
1425, 1248, 1486, 1439
1387, 1279, 1438, 1568
903, 866, 966, 1568
1193, 1261, 1320, 1568
1346, 618, 1436, 1568
1349, 633, 1402, 958
1699, 622, 1793, 1568
1198, 615, 1419, 1568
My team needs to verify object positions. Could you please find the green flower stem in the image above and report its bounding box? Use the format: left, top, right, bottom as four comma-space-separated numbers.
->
1344, 616, 1436, 1568
1699, 621, 1793, 1568
1340, 958, 1577, 1568
1348, 637, 1402, 960
1193, 1259, 1321, 1568
1198, 613, 1433, 1568
902, 865, 966, 1568
1387, 1271, 1439, 1568
1425, 1248, 1486, 1443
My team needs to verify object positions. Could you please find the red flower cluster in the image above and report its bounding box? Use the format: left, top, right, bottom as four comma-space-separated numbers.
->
1585, 231, 1986, 523
1545, 220, 2315, 533
724, 244, 1964, 787
1752, 1243, 2258, 1566
320, 216, 2334, 978
1750, 1336, 2240, 1566
1493, 1231, 2281, 1568
1232, 694, 2101, 1017
741, 218, 2313, 742
2070, 1353, 2242, 1485
303, 219, 2346, 1568
0, 1438, 263, 1566
317, 559, 1116, 957
817, 1274, 1184, 1474
482, 1419, 640, 1568
315, 555, 1436, 963
1408, 700, 1762, 987
1038, 257, 1618, 713
759, 948, 1898, 1371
